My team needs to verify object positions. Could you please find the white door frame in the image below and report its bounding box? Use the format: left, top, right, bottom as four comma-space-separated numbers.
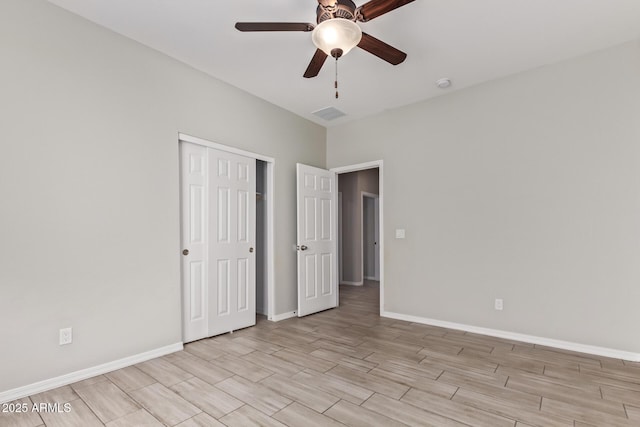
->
361, 191, 380, 282
179, 133, 276, 323
331, 160, 384, 314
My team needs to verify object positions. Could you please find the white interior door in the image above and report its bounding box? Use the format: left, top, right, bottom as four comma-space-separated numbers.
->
296, 163, 338, 317
180, 142, 209, 342
181, 142, 256, 342
209, 149, 256, 336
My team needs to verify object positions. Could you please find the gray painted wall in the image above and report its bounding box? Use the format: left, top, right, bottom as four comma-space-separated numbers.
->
328, 41, 640, 353
0, 0, 325, 393
338, 169, 379, 284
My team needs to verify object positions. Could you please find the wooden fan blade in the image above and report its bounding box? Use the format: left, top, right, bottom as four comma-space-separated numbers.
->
357, 32, 407, 65
235, 22, 315, 32
356, 0, 415, 22
304, 49, 328, 78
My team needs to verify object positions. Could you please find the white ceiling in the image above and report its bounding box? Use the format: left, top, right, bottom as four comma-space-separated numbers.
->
47, 0, 640, 127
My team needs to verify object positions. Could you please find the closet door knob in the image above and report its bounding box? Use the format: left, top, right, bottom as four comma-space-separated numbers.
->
182, 249, 189, 256
249, 247, 254, 253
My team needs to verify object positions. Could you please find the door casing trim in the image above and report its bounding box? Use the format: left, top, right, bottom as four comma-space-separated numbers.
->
331, 160, 384, 313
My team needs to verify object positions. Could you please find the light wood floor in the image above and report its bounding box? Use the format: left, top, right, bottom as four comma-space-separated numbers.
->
3, 281, 640, 426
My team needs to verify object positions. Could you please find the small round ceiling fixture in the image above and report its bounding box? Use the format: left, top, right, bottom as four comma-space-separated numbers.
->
435, 78, 452, 89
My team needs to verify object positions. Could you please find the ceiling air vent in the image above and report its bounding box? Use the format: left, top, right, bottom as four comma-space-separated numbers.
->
312, 106, 346, 121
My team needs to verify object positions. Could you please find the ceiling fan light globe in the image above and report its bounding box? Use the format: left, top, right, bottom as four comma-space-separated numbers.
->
312, 18, 362, 57
323, 27, 338, 44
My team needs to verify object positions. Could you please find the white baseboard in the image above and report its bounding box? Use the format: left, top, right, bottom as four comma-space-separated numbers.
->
341, 280, 363, 286
381, 311, 640, 362
269, 311, 297, 322
0, 342, 183, 404
364, 276, 380, 281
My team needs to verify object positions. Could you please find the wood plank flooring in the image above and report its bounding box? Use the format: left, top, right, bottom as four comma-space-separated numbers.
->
3, 281, 640, 426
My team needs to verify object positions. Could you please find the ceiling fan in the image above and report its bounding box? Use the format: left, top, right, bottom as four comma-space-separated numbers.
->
235, 0, 416, 79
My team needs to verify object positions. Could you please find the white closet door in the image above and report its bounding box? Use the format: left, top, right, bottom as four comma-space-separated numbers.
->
209, 149, 256, 336
180, 142, 209, 342
296, 163, 338, 317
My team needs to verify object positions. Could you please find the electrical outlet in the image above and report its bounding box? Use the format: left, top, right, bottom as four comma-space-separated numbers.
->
59, 327, 72, 345
494, 299, 503, 311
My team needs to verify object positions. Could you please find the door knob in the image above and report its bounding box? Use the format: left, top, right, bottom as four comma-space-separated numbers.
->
182, 249, 189, 256
298, 245, 308, 251
249, 247, 254, 253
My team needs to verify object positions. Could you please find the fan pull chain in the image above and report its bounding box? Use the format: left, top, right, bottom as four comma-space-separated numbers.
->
335, 57, 339, 99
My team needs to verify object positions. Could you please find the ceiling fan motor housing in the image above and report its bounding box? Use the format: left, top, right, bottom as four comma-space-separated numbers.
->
316, 0, 357, 23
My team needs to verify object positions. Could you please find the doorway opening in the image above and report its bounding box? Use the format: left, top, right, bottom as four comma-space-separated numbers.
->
333, 161, 384, 314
